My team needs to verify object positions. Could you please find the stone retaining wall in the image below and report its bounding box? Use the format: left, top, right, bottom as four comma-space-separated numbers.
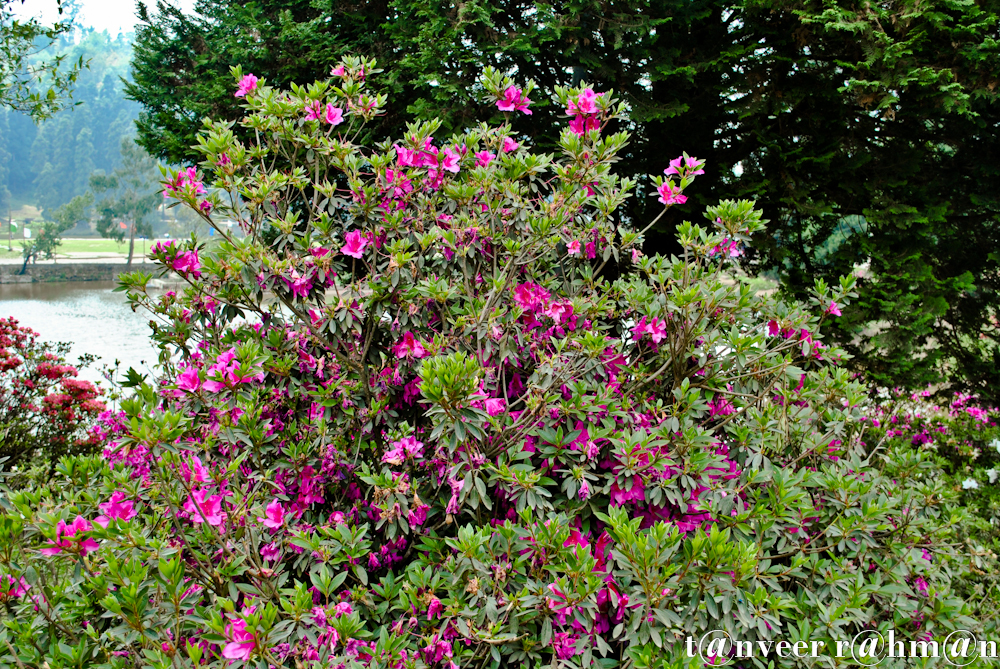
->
0, 262, 160, 284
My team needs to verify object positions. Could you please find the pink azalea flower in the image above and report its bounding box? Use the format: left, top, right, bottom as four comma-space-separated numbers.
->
656, 181, 686, 205
567, 240, 582, 256
305, 100, 325, 120
496, 86, 532, 114
341, 230, 368, 259
408, 504, 429, 526
334, 602, 353, 617
1, 575, 29, 598
382, 444, 405, 465
567, 88, 599, 116
826, 301, 842, 316
402, 436, 424, 457
512, 282, 550, 312
171, 250, 202, 278
446, 478, 464, 515
222, 618, 256, 660
393, 331, 427, 359
474, 150, 495, 167
40, 516, 99, 556
546, 300, 574, 325
325, 103, 344, 125
164, 167, 206, 197
578, 480, 591, 499
177, 366, 200, 392
663, 155, 705, 177
258, 500, 285, 529
181, 455, 210, 484
184, 489, 225, 526
286, 270, 312, 298
484, 398, 506, 416
235, 74, 258, 98
568, 114, 601, 136
95, 491, 137, 528
502, 137, 519, 153
330, 64, 346, 77
427, 596, 443, 619
260, 542, 281, 561
441, 147, 461, 173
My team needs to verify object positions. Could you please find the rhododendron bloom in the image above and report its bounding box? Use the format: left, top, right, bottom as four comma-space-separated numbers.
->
259, 500, 285, 529
408, 504, 429, 526
330, 64, 346, 77
393, 331, 427, 359
502, 137, 519, 152
546, 300, 574, 325
304, 100, 323, 120
656, 181, 686, 205
567, 240, 581, 255
427, 597, 443, 619
826, 301, 842, 316
567, 88, 599, 116
474, 150, 495, 167
177, 366, 200, 392
485, 398, 506, 416
95, 491, 137, 528
441, 147, 461, 173
496, 86, 532, 114
39, 516, 99, 555
341, 230, 368, 258
223, 618, 255, 660
234, 74, 258, 97
568, 114, 601, 136
325, 103, 344, 125
172, 250, 201, 278
184, 489, 225, 526
164, 167, 205, 197
1, 575, 29, 599
663, 155, 705, 177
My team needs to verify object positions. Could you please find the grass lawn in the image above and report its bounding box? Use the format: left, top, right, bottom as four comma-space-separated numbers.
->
0, 237, 155, 261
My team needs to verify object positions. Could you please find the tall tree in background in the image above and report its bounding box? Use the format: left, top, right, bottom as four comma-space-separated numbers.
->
0, 0, 85, 121
90, 138, 160, 269
127, 0, 1000, 398
1, 30, 142, 217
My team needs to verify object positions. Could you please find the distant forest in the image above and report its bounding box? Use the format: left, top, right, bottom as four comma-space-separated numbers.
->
0, 29, 139, 220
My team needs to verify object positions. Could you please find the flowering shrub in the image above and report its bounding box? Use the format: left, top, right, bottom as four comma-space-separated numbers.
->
0, 316, 104, 470
861, 389, 1000, 633
0, 60, 983, 668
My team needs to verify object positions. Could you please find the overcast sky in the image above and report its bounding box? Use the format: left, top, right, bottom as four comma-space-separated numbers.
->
10, 0, 196, 35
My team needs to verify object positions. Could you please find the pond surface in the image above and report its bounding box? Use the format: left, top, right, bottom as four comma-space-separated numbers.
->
0, 281, 161, 383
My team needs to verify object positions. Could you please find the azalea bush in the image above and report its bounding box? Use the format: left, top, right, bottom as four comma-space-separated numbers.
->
0, 316, 105, 471
861, 389, 1000, 633
0, 60, 984, 668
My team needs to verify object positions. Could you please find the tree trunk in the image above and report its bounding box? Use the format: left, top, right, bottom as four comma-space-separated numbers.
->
126, 218, 136, 270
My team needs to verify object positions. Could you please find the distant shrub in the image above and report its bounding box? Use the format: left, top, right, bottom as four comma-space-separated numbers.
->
0, 316, 105, 470
863, 389, 1000, 634
0, 60, 984, 668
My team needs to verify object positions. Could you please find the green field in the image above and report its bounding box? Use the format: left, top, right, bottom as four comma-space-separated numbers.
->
0, 237, 156, 261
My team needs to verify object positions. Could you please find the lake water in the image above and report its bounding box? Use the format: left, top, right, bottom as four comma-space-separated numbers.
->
0, 281, 161, 383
